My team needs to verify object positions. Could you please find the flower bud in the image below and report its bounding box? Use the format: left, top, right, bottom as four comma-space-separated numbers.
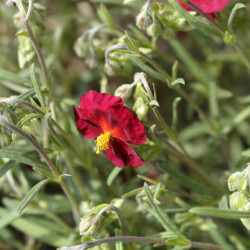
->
73, 36, 90, 58
224, 31, 235, 44
79, 214, 94, 235
104, 61, 120, 76
228, 171, 245, 192
133, 97, 149, 121
136, 11, 153, 30
17, 32, 36, 69
4, 0, 16, 7
114, 84, 133, 100
147, 16, 162, 37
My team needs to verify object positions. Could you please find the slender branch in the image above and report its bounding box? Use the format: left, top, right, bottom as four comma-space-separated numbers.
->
191, 241, 222, 250
16, 0, 50, 93
63, 236, 166, 250
61, 236, 221, 250
97, 205, 126, 235
105, 44, 128, 65
0, 114, 80, 216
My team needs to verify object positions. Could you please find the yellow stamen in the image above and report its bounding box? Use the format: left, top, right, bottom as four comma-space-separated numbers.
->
95, 132, 111, 154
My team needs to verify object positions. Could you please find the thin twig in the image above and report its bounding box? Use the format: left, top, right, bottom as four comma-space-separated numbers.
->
16, 0, 50, 93
61, 236, 222, 250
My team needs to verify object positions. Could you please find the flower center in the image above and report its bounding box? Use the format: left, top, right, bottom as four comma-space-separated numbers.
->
95, 132, 111, 154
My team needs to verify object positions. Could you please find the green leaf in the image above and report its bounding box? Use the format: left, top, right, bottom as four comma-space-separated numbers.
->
0, 208, 69, 247
220, 106, 250, 136
107, 167, 122, 186
172, 97, 181, 129
169, 39, 210, 84
189, 207, 250, 219
150, 100, 160, 107
15, 30, 29, 38
124, 31, 139, 52
144, 183, 182, 236
167, 238, 190, 247
128, 56, 165, 81
100, 4, 116, 29
17, 178, 53, 215
228, 3, 246, 34
12, 113, 42, 140
0, 69, 31, 86
171, 78, 185, 86
0, 149, 49, 169
122, 187, 144, 198
137, 175, 158, 185
241, 149, 250, 157
168, 0, 223, 38
0, 209, 18, 229
0, 160, 18, 178
32, 166, 54, 178
44, 113, 64, 149
30, 63, 46, 109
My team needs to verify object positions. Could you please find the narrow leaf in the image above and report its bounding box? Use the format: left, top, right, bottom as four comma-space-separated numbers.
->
228, 3, 246, 33
0, 149, 49, 170
107, 167, 122, 186
30, 63, 46, 109
189, 207, 250, 219
0, 160, 18, 178
17, 178, 53, 215
100, 4, 115, 29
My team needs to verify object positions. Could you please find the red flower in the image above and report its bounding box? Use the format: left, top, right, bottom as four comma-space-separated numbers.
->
178, 0, 229, 18
73, 90, 147, 168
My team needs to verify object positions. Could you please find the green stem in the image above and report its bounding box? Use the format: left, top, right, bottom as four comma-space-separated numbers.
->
64, 151, 89, 201
65, 236, 221, 250
0, 113, 80, 217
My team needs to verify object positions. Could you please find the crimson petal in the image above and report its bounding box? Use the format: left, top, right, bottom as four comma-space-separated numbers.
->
108, 105, 147, 145
73, 105, 102, 138
178, 0, 229, 14
104, 139, 145, 168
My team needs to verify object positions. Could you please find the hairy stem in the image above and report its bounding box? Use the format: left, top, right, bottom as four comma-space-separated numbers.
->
62, 236, 222, 250
0, 114, 80, 216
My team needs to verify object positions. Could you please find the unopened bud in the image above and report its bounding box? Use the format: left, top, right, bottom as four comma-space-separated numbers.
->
104, 62, 120, 76
228, 171, 245, 192
224, 31, 235, 44
115, 84, 133, 100
79, 214, 94, 235
136, 11, 153, 30
33, 3, 46, 14
133, 97, 149, 121
4, 0, 16, 7
74, 36, 90, 58
147, 16, 162, 37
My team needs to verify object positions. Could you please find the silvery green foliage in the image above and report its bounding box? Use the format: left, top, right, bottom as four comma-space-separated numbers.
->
17, 33, 36, 69
136, 2, 153, 30
152, 2, 195, 32
228, 165, 250, 230
115, 84, 134, 100
136, 11, 153, 30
